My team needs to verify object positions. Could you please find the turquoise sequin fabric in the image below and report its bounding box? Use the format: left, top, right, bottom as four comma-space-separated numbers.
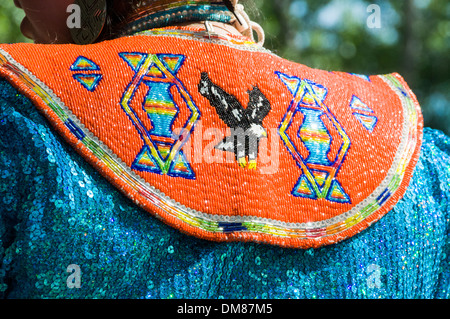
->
0, 78, 449, 299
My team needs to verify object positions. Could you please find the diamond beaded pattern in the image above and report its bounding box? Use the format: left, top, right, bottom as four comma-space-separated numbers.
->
0, 78, 449, 299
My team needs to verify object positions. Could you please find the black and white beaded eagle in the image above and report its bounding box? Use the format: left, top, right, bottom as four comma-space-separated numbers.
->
198, 72, 271, 168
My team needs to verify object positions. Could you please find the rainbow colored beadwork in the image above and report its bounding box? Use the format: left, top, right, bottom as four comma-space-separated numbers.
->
0, 26, 423, 248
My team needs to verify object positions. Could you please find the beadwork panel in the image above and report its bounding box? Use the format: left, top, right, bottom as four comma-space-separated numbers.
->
0, 31, 423, 248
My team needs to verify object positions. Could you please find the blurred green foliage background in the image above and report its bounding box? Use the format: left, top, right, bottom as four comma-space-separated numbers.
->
0, 0, 448, 134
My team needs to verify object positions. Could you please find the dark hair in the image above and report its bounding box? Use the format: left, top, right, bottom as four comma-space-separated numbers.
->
99, 0, 134, 40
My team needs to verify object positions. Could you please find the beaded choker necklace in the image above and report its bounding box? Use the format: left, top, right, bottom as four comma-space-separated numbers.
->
117, 0, 235, 38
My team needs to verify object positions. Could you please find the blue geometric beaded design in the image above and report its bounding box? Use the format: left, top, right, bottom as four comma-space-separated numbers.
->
276, 72, 351, 203
70, 56, 103, 92
119, 53, 198, 180
298, 108, 333, 166
349, 95, 378, 132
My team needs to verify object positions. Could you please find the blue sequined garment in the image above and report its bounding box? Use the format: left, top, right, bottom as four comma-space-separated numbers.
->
0, 78, 449, 299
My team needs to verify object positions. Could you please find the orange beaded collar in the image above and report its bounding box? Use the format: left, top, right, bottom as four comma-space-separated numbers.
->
0, 29, 423, 248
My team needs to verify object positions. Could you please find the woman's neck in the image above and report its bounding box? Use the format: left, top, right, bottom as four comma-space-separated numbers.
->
113, 1, 236, 38
170, 21, 243, 37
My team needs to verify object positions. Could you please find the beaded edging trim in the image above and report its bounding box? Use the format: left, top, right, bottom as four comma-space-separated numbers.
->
133, 28, 273, 53
0, 45, 422, 248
